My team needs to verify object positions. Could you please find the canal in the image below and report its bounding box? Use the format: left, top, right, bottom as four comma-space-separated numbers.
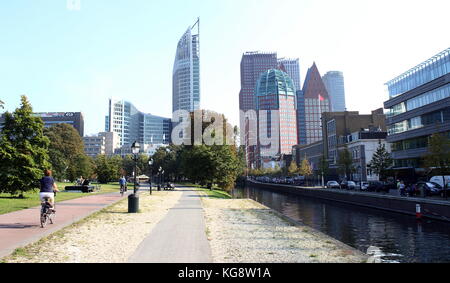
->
232, 184, 450, 263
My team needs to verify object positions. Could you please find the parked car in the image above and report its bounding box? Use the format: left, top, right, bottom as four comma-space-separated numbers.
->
367, 181, 384, 192
340, 181, 357, 190
416, 182, 443, 196
429, 176, 450, 189
359, 182, 370, 191
326, 181, 340, 189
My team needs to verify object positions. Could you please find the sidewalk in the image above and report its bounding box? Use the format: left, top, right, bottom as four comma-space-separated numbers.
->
0, 191, 128, 259
128, 187, 212, 263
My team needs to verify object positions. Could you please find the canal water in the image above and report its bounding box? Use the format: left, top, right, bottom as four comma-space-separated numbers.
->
232, 185, 450, 263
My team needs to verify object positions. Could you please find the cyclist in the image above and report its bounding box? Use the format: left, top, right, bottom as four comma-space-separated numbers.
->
119, 176, 126, 194
39, 169, 59, 211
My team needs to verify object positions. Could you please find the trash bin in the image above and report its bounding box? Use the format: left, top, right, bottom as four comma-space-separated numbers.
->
128, 194, 139, 213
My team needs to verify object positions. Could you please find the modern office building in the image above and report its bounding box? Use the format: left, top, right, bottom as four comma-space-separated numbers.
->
239, 51, 279, 168
254, 69, 298, 168
83, 135, 106, 157
278, 58, 301, 91
239, 51, 279, 112
107, 98, 171, 147
172, 18, 200, 113
384, 47, 450, 169
302, 62, 331, 144
322, 71, 347, 112
1, 112, 84, 137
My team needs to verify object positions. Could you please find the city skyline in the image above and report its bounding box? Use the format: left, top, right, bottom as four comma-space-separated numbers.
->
1, 0, 449, 136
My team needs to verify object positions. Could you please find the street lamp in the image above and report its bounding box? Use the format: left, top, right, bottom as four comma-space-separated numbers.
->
131, 141, 140, 194
149, 158, 153, 195
128, 141, 140, 213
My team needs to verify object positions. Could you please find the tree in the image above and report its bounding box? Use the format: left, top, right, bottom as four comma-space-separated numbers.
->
299, 158, 313, 177
368, 141, 392, 181
0, 95, 50, 196
337, 146, 355, 180
44, 123, 87, 181
318, 156, 329, 185
288, 160, 298, 176
423, 133, 450, 189
94, 155, 122, 184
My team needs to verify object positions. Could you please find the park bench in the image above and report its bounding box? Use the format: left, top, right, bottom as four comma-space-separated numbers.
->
64, 185, 99, 193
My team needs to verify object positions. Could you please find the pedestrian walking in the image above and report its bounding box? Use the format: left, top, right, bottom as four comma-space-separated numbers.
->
399, 181, 406, 197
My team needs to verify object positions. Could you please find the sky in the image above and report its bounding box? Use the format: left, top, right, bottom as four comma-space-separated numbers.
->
1, 0, 449, 136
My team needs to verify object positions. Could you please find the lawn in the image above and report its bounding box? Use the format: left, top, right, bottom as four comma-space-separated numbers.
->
178, 182, 232, 199
0, 182, 121, 215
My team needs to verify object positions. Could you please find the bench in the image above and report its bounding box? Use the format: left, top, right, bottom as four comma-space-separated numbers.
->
65, 185, 96, 193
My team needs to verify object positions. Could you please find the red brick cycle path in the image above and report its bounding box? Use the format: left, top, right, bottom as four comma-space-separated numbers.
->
0, 192, 128, 259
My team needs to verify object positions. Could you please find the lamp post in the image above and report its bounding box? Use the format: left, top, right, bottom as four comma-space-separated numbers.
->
158, 166, 162, 191
149, 159, 153, 195
128, 141, 140, 213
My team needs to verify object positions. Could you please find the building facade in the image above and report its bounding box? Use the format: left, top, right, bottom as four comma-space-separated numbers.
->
173, 18, 200, 113
255, 69, 298, 168
1, 112, 84, 137
384, 47, 450, 169
302, 62, 331, 144
107, 98, 171, 147
321, 109, 386, 166
278, 58, 301, 91
322, 71, 347, 112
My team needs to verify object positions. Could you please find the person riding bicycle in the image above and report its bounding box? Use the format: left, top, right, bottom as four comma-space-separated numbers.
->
39, 169, 59, 211
119, 176, 126, 193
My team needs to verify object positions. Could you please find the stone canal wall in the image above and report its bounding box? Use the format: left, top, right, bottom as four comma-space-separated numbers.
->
247, 180, 450, 222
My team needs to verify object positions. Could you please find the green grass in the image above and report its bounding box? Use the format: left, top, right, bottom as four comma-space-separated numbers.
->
194, 187, 232, 199
0, 182, 121, 215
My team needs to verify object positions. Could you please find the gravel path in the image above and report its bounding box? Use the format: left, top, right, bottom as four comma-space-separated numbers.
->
2, 191, 182, 263
201, 197, 369, 263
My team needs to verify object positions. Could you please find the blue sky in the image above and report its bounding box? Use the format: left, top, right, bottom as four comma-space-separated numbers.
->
1, 0, 449, 135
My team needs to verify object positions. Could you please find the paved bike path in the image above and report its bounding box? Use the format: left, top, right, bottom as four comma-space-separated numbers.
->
128, 188, 212, 263
0, 192, 128, 259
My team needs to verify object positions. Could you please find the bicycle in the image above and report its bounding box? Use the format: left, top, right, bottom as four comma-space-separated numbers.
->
120, 184, 125, 196
40, 196, 55, 228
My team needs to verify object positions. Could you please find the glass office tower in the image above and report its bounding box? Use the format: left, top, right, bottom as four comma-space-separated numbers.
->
322, 71, 346, 112
255, 69, 298, 168
384, 47, 450, 168
172, 18, 200, 113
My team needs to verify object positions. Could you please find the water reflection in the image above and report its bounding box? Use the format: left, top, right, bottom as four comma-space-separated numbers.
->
233, 185, 450, 263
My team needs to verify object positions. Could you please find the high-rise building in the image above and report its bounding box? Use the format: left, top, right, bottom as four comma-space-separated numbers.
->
302, 62, 331, 144
107, 98, 171, 147
239, 52, 278, 112
278, 58, 301, 91
254, 69, 298, 168
322, 71, 346, 112
239, 51, 278, 168
384, 47, 450, 169
172, 18, 200, 113
1, 112, 85, 137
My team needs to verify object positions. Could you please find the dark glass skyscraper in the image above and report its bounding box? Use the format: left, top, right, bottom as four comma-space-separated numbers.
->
172, 18, 200, 113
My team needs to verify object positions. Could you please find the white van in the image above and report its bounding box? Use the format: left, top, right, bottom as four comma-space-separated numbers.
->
429, 176, 450, 188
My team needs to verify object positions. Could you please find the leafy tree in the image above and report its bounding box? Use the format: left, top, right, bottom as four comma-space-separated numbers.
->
288, 160, 298, 176
299, 158, 312, 177
423, 133, 450, 188
94, 155, 122, 184
367, 141, 392, 181
337, 146, 355, 180
44, 123, 86, 181
0, 95, 50, 196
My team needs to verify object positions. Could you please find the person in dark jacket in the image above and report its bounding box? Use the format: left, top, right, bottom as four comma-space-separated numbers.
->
39, 169, 59, 210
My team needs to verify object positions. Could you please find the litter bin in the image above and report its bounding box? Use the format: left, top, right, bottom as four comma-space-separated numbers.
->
128, 194, 139, 213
